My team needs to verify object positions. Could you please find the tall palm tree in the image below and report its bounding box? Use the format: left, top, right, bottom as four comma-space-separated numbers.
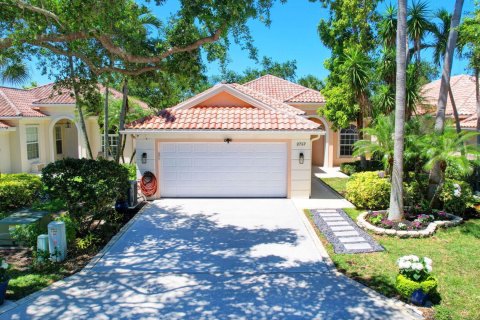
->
0, 55, 29, 86
432, 9, 462, 133
430, 0, 465, 201
407, 0, 433, 65
342, 47, 373, 168
388, 0, 408, 221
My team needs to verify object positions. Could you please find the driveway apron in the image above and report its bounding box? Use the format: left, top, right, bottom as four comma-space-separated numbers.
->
0, 199, 420, 320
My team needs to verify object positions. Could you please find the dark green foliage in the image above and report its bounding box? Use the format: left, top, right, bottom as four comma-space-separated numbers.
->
340, 160, 383, 176
345, 172, 391, 209
0, 174, 43, 213
41, 159, 129, 235
438, 179, 474, 217
10, 215, 52, 248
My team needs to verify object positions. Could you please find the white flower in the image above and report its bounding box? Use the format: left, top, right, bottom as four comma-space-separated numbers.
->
454, 189, 461, 197
423, 257, 432, 266
412, 263, 423, 271
1, 261, 8, 269
425, 264, 432, 272
399, 261, 412, 269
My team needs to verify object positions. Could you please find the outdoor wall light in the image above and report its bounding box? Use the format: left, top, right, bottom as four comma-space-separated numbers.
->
224, 138, 232, 144
299, 152, 304, 164
141, 152, 147, 164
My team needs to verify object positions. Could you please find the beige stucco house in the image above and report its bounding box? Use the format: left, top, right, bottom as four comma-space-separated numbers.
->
0, 83, 149, 173
124, 75, 359, 199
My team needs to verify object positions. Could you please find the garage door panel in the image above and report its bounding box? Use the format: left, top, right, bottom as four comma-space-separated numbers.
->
159, 142, 288, 198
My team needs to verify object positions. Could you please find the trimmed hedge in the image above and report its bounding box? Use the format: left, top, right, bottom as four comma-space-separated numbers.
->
345, 172, 391, 210
0, 174, 43, 212
395, 274, 438, 299
340, 160, 383, 176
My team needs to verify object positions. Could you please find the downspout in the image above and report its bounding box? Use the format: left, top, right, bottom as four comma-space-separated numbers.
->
309, 134, 322, 198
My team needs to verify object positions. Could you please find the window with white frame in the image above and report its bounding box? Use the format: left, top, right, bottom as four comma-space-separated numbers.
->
339, 124, 358, 157
26, 126, 39, 160
102, 134, 119, 158
55, 126, 63, 155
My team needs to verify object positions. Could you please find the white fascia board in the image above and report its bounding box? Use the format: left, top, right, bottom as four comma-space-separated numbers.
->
0, 127, 16, 132
171, 84, 277, 112
121, 129, 325, 135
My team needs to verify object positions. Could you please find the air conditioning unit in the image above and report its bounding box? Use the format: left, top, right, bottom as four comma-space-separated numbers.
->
127, 180, 138, 208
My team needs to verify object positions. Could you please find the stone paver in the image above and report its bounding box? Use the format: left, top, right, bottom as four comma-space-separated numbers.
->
312, 209, 384, 254
2, 200, 417, 320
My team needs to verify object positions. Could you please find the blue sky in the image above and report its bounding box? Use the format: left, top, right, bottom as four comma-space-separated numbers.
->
18, 0, 476, 87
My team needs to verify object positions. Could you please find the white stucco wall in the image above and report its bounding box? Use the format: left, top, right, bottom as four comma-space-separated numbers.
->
0, 131, 12, 173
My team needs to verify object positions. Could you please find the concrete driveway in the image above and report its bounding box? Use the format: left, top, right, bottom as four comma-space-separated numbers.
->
1, 199, 420, 320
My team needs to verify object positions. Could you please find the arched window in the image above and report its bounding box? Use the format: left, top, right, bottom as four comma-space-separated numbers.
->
339, 124, 358, 156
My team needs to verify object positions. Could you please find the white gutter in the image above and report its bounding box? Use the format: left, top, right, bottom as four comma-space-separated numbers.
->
121, 129, 326, 135
310, 134, 321, 142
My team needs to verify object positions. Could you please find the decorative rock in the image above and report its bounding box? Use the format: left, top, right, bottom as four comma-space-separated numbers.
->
397, 230, 409, 238
384, 229, 397, 235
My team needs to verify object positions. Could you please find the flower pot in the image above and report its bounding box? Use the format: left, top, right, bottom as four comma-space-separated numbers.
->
0, 277, 10, 306
395, 274, 438, 305
115, 200, 129, 214
410, 289, 428, 306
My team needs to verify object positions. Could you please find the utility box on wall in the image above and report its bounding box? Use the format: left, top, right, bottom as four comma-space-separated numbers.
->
48, 221, 67, 262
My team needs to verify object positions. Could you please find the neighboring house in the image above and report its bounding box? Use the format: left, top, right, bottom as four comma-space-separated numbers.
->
421, 74, 479, 144
124, 75, 359, 199
0, 83, 150, 173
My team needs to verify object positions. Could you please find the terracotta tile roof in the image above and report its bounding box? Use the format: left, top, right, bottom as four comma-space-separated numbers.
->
243, 74, 325, 103
0, 82, 150, 117
228, 83, 305, 115
0, 120, 12, 129
420, 75, 477, 117
460, 114, 478, 129
126, 106, 320, 131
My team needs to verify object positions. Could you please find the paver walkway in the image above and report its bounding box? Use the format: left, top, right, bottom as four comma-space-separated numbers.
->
311, 209, 384, 254
1, 199, 418, 320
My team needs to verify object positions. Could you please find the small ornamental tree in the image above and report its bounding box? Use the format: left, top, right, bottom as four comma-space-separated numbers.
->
42, 159, 129, 236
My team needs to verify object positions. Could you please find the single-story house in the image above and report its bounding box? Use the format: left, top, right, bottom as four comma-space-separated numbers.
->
124, 75, 359, 199
421, 74, 479, 144
0, 83, 149, 173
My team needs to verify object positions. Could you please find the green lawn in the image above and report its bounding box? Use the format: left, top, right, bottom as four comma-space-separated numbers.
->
306, 208, 480, 320
319, 177, 349, 195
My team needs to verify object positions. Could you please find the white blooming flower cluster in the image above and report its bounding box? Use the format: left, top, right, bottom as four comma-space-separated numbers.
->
0, 259, 8, 282
397, 255, 433, 281
453, 183, 462, 197
0, 259, 7, 270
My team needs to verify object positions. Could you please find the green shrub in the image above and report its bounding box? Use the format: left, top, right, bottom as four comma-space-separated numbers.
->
395, 274, 438, 299
404, 178, 429, 208
75, 232, 100, 253
121, 163, 137, 180
0, 174, 43, 212
42, 158, 129, 236
345, 172, 391, 209
438, 179, 474, 216
340, 160, 383, 176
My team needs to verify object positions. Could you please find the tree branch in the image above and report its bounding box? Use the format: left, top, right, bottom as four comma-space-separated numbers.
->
3, 0, 61, 24
0, 32, 90, 50
95, 25, 224, 64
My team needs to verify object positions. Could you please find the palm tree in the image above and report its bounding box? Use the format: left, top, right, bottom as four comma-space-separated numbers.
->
432, 9, 462, 133
379, 4, 398, 47
342, 47, 373, 168
422, 127, 480, 207
353, 114, 395, 176
0, 55, 29, 86
388, 0, 408, 221
407, 1, 433, 65
430, 0, 465, 200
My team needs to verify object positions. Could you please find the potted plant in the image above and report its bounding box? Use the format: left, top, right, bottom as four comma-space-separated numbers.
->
0, 259, 9, 305
395, 255, 438, 306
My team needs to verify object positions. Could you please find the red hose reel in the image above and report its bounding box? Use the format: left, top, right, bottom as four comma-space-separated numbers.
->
140, 171, 157, 197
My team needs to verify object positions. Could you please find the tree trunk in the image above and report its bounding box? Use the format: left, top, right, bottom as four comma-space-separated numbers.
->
116, 78, 128, 163
104, 83, 109, 158
449, 85, 461, 133
356, 110, 367, 169
388, 0, 407, 221
67, 55, 93, 159
429, 0, 464, 201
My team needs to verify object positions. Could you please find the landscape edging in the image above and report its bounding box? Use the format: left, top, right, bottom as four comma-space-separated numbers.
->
356, 211, 463, 238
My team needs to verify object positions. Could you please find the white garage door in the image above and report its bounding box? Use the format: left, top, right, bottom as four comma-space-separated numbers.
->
159, 142, 288, 197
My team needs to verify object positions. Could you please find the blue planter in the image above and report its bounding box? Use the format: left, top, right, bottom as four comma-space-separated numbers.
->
0, 277, 9, 306
115, 200, 129, 214
410, 289, 428, 306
